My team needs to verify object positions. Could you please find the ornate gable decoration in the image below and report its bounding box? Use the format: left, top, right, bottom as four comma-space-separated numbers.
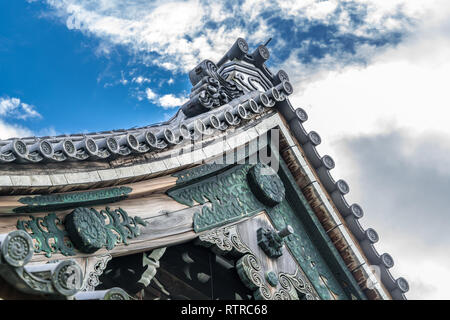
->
182, 38, 292, 118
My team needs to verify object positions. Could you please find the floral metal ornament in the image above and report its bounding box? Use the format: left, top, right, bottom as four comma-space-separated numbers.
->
17, 207, 147, 257
172, 163, 231, 184
168, 163, 285, 233
16, 213, 76, 257
64, 207, 147, 254
65, 207, 108, 253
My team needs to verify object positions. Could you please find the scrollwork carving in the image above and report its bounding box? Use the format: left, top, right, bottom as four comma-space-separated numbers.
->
236, 253, 318, 300
197, 226, 251, 256
279, 270, 317, 300
82, 254, 112, 291
196, 224, 319, 301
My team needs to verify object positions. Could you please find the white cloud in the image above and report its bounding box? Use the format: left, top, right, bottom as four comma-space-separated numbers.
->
284, 1, 450, 299
0, 97, 41, 120
44, 0, 225, 72
287, 0, 450, 159
290, 56, 450, 146
0, 97, 49, 139
276, 0, 338, 21
158, 94, 188, 108
145, 87, 157, 100
145, 87, 187, 109
132, 75, 151, 84
331, 129, 450, 299
0, 120, 33, 140
41, 0, 414, 74
375, 232, 450, 300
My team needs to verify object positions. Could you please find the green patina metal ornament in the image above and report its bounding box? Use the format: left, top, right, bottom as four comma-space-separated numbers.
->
199, 225, 319, 300
173, 163, 231, 184
257, 228, 283, 258
16, 213, 76, 258
247, 163, 285, 207
168, 164, 265, 232
235, 253, 315, 300
266, 271, 278, 287
257, 225, 293, 259
167, 162, 356, 300
16, 206, 147, 256
64, 207, 108, 254
15, 186, 132, 213
64, 207, 148, 254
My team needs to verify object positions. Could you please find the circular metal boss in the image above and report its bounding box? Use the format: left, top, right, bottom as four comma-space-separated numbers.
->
247, 163, 285, 207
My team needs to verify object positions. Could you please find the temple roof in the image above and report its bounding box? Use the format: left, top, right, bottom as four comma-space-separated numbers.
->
0, 38, 287, 165
0, 38, 408, 300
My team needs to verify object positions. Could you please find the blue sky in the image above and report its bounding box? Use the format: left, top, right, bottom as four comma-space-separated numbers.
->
1, 0, 450, 299
0, 0, 192, 135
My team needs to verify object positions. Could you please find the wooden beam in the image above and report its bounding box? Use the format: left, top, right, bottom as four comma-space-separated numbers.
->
0, 174, 178, 214
0, 193, 188, 233
25, 204, 202, 263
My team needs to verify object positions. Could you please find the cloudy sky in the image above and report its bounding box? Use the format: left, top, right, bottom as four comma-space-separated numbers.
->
1, 0, 449, 299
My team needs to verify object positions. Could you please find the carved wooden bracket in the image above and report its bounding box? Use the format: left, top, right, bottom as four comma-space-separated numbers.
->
196, 214, 319, 300
80, 253, 112, 291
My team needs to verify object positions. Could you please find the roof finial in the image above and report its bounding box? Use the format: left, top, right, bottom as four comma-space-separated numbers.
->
264, 37, 272, 46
